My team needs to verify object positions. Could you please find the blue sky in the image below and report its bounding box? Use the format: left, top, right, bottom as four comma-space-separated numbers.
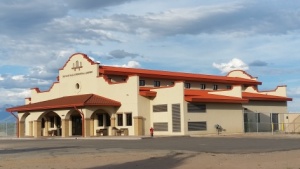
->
0, 0, 299, 111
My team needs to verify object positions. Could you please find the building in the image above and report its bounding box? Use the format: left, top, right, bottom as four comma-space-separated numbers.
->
6, 53, 292, 138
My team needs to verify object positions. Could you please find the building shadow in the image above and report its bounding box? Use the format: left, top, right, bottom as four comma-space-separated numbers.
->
87, 152, 195, 169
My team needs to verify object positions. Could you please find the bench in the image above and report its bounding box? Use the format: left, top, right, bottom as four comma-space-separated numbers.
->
96, 129, 108, 136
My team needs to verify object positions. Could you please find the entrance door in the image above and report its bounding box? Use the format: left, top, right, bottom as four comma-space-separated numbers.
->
271, 113, 279, 131
72, 115, 82, 136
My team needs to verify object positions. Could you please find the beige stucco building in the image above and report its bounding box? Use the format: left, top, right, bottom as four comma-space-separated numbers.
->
6, 53, 292, 138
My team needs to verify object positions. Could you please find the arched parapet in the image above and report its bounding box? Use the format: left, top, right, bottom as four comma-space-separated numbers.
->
226, 70, 258, 80
261, 85, 288, 97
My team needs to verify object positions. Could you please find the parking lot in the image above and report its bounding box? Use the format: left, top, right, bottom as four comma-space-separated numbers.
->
1, 135, 300, 169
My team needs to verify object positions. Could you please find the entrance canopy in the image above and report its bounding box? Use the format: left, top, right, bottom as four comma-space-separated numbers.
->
6, 94, 121, 112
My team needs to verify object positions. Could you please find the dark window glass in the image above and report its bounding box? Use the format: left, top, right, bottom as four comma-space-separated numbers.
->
227, 85, 232, 89
201, 84, 206, 89
154, 81, 160, 87
126, 113, 132, 126
139, 80, 145, 86
98, 114, 104, 126
117, 114, 123, 126
41, 118, 45, 128
213, 85, 218, 90
185, 83, 191, 89
105, 114, 111, 126
56, 116, 61, 127
153, 104, 168, 112
50, 116, 55, 128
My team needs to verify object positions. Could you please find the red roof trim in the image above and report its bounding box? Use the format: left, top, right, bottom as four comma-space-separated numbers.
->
184, 89, 248, 104
6, 94, 121, 112
243, 92, 292, 102
100, 66, 261, 85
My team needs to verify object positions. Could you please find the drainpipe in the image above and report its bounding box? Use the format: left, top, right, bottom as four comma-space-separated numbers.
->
9, 112, 19, 138
74, 107, 85, 137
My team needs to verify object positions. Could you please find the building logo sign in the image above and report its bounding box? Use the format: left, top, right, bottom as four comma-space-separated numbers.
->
72, 61, 82, 71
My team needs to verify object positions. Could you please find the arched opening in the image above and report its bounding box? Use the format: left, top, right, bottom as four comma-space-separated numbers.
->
91, 109, 111, 136
19, 112, 30, 137
66, 110, 82, 136
38, 111, 61, 136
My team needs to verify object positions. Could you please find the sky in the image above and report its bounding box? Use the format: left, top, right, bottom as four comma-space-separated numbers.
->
0, 0, 300, 112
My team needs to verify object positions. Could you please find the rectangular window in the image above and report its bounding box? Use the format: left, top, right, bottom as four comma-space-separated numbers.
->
105, 114, 111, 126
188, 103, 206, 113
126, 113, 132, 126
153, 122, 168, 131
56, 116, 61, 127
213, 84, 218, 90
117, 114, 123, 126
188, 122, 207, 131
153, 104, 168, 112
98, 114, 104, 126
139, 80, 145, 86
201, 84, 206, 90
185, 83, 191, 89
154, 81, 160, 87
227, 85, 232, 89
50, 116, 55, 128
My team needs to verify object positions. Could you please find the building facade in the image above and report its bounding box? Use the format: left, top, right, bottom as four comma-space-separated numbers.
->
6, 53, 292, 137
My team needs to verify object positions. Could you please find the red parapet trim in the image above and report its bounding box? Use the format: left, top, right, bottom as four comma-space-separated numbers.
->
139, 91, 157, 97
25, 97, 32, 101
60, 53, 98, 70
185, 96, 249, 104
31, 82, 59, 93
226, 70, 256, 79
102, 74, 129, 85
99, 66, 261, 85
260, 85, 288, 93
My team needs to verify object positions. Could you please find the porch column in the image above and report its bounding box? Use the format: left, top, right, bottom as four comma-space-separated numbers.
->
29, 121, 33, 136
134, 116, 144, 136
33, 120, 42, 138
19, 121, 25, 137
61, 119, 69, 137
90, 118, 94, 136
110, 117, 116, 136
84, 118, 91, 137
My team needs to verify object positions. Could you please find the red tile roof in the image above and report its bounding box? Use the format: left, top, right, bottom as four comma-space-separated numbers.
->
242, 92, 293, 102
185, 89, 248, 104
139, 87, 157, 97
6, 94, 121, 112
99, 66, 261, 85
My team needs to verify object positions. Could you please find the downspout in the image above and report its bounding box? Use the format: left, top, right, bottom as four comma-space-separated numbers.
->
9, 112, 19, 138
74, 106, 85, 137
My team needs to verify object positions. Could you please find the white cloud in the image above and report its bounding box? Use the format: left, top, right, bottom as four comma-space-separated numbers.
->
122, 61, 141, 68
0, 88, 30, 106
213, 58, 249, 74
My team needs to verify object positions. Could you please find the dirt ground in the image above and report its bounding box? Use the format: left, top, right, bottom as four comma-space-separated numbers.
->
1, 149, 300, 169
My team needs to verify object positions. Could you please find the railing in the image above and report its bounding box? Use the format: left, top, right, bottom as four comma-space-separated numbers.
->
0, 122, 17, 137
244, 122, 300, 134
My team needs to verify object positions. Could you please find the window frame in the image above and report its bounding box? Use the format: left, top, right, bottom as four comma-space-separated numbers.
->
185, 82, 191, 89
154, 80, 160, 87
200, 84, 206, 90
139, 80, 145, 86
213, 84, 218, 90
126, 113, 132, 126
117, 114, 123, 126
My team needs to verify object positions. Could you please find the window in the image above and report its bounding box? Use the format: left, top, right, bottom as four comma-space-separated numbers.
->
41, 118, 45, 129
200, 84, 206, 90
139, 80, 145, 86
188, 103, 206, 113
227, 85, 232, 89
105, 114, 111, 126
153, 122, 168, 131
56, 116, 61, 127
98, 114, 104, 126
117, 114, 123, 126
154, 81, 160, 87
50, 116, 55, 128
185, 83, 191, 89
188, 122, 207, 131
153, 104, 168, 112
213, 84, 218, 90
126, 113, 132, 126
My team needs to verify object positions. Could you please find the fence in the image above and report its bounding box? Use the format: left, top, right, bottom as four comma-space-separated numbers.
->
244, 122, 300, 134
0, 122, 17, 137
